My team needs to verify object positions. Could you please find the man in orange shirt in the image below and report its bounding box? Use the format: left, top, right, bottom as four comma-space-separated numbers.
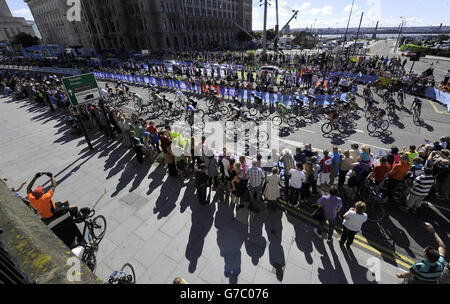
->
27, 172, 78, 220
384, 154, 410, 202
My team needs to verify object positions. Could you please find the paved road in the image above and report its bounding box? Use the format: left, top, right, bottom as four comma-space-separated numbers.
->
367, 39, 450, 82
1, 91, 449, 284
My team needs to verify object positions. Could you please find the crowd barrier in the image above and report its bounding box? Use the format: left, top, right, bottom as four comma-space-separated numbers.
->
0, 64, 80, 75
92, 71, 357, 106
3, 64, 448, 110
426, 87, 450, 112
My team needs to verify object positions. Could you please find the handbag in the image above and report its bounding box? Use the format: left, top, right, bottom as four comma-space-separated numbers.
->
311, 205, 325, 222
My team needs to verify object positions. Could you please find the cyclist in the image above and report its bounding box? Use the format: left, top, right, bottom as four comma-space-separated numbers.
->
327, 107, 340, 127
228, 104, 242, 121
252, 93, 263, 105
232, 96, 244, 108
397, 89, 405, 106
375, 107, 386, 122
386, 96, 396, 114
162, 95, 173, 109
176, 90, 186, 105
123, 83, 130, 95
275, 102, 289, 119
411, 97, 422, 117
347, 92, 356, 108
363, 86, 372, 98
187, 97, 198, 109
382, 90, 392, 103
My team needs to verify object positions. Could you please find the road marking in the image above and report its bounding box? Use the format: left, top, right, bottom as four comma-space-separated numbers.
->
355, 129, 364, 134
278, 199, 415, 268
427, 100, 450, 116
273, 137, 324, 152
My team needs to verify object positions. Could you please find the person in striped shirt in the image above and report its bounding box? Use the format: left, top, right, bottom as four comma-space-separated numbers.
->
396, 222, 446, 284
403, 168, 435, 214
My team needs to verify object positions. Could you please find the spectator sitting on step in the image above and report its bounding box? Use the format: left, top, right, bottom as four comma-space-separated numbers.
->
26, 172, 79, 220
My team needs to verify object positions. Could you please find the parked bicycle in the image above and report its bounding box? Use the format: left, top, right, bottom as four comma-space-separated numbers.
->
71, 207, 107, 272
107, 263, 136, 284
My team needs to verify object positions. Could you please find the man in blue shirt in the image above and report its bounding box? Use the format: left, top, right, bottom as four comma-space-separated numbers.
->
329, 146, 341, 186
396, 222, 447, 284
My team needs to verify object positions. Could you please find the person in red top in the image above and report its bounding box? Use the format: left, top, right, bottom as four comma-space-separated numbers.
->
384, 154, 411, 201
319, 150, 332, 188
26, 172, 78, 220
147, 120, 161, 153
368, 157, 391, 190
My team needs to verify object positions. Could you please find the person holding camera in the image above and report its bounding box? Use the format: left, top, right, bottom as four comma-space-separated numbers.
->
26, 172, 78, 220
396, 222, 446, 284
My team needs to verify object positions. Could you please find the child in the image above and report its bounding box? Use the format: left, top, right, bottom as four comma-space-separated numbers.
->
411, 156, 424, 178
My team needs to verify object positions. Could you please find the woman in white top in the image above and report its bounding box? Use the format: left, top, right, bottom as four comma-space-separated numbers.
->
339, 201, 368, 248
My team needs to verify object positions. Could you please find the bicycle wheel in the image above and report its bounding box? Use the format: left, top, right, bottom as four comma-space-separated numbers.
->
367, 122, 377, 133
219, 106, 229, 116
321, 123, 332, 134
257, 131, 269, 142
92, 215, 107, 240
338, 122, 348, 133
272, 115, 282, 126
347, 113, 356, 123
171, 109, 182, 120
120, 263, 136, 284
249, 107, 258, 117
196, 109, 205, 119
260, 107, 271, 120
133, 100, 142, 112
366, 201, 386, 223
288, 117, 298, 128
381, 120, 389, 131
174, 100, 183, 109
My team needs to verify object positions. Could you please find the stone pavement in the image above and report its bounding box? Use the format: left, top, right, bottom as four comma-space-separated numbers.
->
0, 96, 404, 284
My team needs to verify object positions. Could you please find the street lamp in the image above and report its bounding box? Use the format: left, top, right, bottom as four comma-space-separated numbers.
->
394, 17, 406, 53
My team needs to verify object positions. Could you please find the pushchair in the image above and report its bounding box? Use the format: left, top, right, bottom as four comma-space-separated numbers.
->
391, 172, 415, 206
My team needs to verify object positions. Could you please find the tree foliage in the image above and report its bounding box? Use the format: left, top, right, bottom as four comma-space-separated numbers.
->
11, 32, 39, 48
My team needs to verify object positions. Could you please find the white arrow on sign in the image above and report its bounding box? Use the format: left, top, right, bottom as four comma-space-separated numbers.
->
68, 89, 73, 96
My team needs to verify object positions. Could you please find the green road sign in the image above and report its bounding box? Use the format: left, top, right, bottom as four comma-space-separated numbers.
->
62, 73, 100, 106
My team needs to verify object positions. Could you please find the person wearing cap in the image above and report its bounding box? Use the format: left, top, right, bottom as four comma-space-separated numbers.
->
26, 172, 78, 220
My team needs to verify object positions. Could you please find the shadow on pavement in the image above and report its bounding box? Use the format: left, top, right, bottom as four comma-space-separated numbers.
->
185, 199, 215, 274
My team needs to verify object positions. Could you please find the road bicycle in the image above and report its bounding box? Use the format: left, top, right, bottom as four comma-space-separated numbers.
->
272, 111, 298, 127
321, 118, 348, 135
367, 118, 389, 133
72, 207, 107, 272
107, 263, 136, 284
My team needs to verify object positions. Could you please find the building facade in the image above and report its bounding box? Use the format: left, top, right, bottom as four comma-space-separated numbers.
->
80, 0, 252, 52
0, 0, 36, 43
25, 0, 92, 48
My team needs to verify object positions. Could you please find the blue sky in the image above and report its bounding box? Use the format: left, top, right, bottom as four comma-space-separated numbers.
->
6, 0, 450, 30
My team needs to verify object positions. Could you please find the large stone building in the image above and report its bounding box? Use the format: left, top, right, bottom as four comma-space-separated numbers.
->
80, 0, 252, 52
0, 0, 36, 43
25, 0, 92, 48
